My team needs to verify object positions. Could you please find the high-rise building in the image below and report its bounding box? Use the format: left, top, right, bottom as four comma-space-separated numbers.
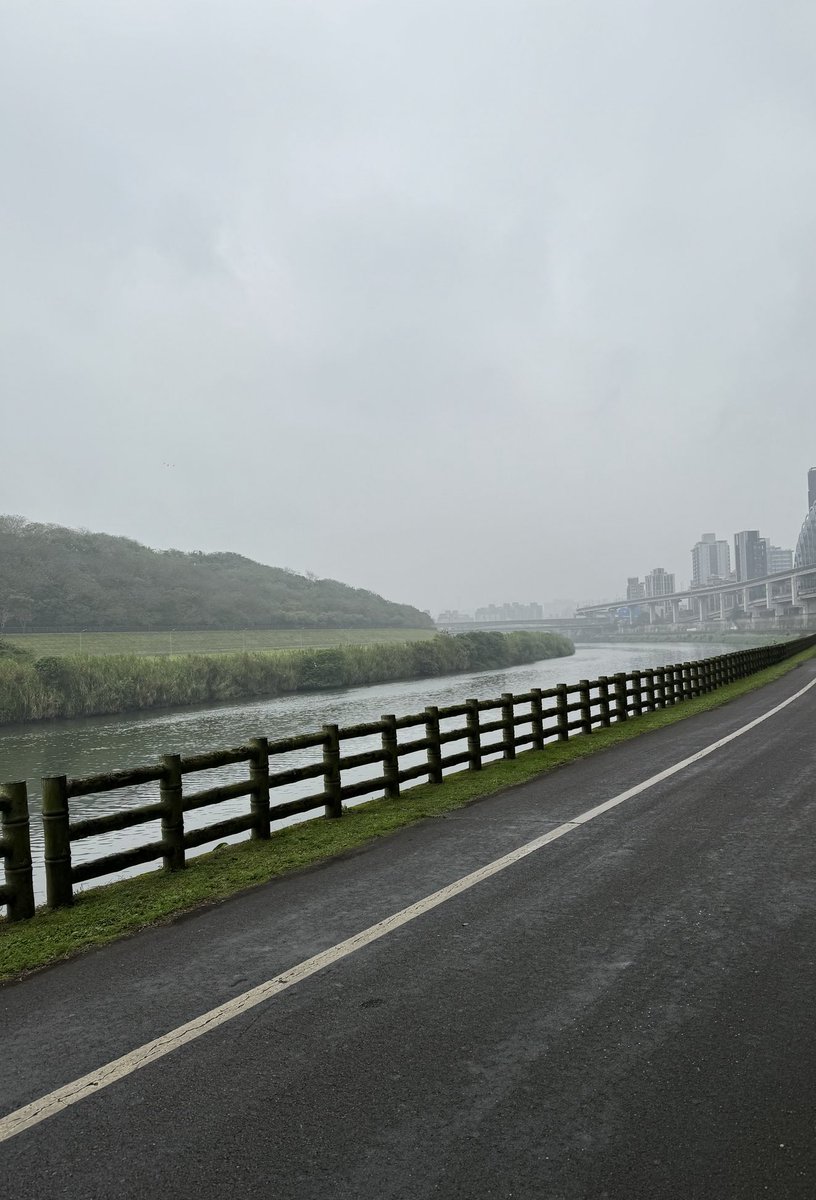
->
626, 577, 645, 601
644, 567, 675, 597
734, 530, 767, 581
766, 545, 793, 574
809, 466, 816, 513
691, 533, 731, 586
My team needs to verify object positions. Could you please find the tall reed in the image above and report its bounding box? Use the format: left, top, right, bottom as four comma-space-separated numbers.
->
0, 631, 574, 724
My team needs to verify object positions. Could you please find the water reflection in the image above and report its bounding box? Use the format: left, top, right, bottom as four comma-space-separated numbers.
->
0, 642, 748, 899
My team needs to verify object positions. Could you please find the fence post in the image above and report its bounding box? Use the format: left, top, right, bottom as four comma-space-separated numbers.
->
690, 661, 700, 697
530, 688, 545, 751
0, 782, 35, 921
654, 666, 666, 708
578, 680, 592, 735
631, 671, 643, 718
160, 754, 186, 870
322, 725, 343, 817
248, 737, 270, 839
644, 668, 656, 711
597, 676, 612, 726
425, 706, 444, 782
665, 665, 676, 706
556, 684, 569, 740
614, 673, 628, 721
42, 775, 72, 909
500, 694, 516, 760
466, 699, 482, 770
381, 715, 400, 798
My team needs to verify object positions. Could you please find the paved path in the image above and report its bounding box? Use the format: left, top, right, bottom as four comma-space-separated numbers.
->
2, 661, 816, 1198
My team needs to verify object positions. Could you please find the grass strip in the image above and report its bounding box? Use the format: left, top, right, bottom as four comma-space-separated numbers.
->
2, 645, 814, 982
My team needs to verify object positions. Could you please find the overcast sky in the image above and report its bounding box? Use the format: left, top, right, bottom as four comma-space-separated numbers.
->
2, 1, 816, 614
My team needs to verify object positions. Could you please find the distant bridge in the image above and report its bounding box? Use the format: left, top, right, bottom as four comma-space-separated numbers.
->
435, 617, 607, 638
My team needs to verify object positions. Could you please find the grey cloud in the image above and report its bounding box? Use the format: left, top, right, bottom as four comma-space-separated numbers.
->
2, 0, 816, 613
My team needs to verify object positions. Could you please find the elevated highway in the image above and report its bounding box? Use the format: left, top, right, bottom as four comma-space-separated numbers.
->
577, 563, 816, 625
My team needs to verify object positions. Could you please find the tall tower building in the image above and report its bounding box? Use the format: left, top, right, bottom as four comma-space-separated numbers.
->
808, 466, 816, 513
691, 533, 731, 586
644, 567, 675, 597
734, 531, 767, 581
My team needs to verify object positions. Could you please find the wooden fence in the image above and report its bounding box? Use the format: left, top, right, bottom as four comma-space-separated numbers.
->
2, 637, 815, 920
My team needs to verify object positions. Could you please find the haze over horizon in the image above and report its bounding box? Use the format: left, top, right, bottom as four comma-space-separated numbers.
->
3, 1, 816, 615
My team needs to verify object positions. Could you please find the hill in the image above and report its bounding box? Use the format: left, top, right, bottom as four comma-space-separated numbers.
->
0, 516, 433, 632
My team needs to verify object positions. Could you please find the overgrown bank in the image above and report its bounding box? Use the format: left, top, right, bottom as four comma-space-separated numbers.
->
0, 631, 574, 724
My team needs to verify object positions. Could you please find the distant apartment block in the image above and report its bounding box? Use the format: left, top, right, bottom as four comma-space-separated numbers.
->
734, 530, 767, 582
691, 533, 730, 586
473, 601, 544, 623
644, 567, 675, 597
626, 576, 646, 601
437, 609, 472, 624
764, 544, 793, 574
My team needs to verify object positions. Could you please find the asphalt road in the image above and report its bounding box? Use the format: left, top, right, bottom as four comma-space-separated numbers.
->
2, 661, 816, 1198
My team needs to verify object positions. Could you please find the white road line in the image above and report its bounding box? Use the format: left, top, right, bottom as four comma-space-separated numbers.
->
2, 673, 815, 1144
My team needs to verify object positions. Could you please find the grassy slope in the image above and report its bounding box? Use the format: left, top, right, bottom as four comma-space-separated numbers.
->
2, 645, 813, 982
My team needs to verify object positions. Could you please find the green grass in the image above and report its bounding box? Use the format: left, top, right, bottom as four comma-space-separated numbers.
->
3, 627, 436, 659
2, 644, 814, 982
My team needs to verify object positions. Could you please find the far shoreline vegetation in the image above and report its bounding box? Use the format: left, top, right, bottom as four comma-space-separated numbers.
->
0, 630, 575, 726
0, 515, 435, 634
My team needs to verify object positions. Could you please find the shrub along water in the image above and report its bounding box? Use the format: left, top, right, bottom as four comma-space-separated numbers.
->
0, 631, 574, 724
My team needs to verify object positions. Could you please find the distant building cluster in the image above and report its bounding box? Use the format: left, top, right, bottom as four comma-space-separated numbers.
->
626, 567, 675, 601
624, 509, 801, 601
436, 599, 575, 625
474, 601, 543, 623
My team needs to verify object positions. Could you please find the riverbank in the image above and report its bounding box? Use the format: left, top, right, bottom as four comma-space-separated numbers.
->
2, 642, 813, 981
0, 631, 574, 725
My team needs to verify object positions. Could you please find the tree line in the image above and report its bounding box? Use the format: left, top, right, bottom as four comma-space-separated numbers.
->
0, 516, 433, 632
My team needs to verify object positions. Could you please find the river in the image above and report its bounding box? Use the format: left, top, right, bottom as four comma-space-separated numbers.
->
0, 640, 754, 900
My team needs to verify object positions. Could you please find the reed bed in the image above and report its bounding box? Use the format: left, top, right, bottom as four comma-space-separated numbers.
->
0, 631, 574, 724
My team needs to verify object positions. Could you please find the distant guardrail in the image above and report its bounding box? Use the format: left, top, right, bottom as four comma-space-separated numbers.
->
3, 636, 815, 920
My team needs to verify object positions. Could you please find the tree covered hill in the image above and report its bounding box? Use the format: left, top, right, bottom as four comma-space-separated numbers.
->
0, 516, 434, 632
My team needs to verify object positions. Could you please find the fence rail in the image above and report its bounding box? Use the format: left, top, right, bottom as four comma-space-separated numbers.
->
2, 637, 815, 920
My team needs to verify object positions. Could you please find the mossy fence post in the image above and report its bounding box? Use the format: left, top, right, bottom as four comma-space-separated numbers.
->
0, 781, 35, 921
631, 671, 643, 717
614, 673, 628, 721
530, 688, 545, 750
644, 668, 656, 711
249, 737, 271, 839
160, 754, 185, 871
42, 775, 72, 909
381, 715, 400, 799
465, 699, 482, 770
425, 706, 443, 783
578, 681, 592, 735
556, 684, 569, 741
322, 725, 342, 818
501, 694, 516, 759
597, 676, 612, 727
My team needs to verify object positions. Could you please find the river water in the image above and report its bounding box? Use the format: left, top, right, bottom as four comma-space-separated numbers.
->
0, 640, 750, 899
